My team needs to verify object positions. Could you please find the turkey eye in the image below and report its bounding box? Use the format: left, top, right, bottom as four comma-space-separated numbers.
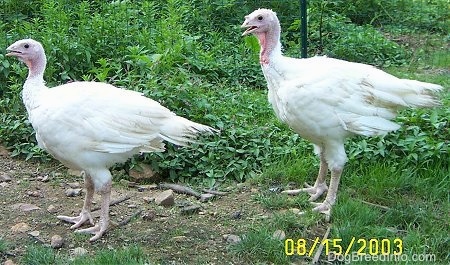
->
24, 44, 30, 49
257, 16, 263, 21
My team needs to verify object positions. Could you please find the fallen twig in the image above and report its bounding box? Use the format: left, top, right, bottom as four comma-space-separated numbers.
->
357, 199, 390, 211
109, 209, 143, 231
91, 195, 130, 212
312, 225, 331, 264
201, 189, 228, 196
159, 183, 201, 198
118, 209, 143, 227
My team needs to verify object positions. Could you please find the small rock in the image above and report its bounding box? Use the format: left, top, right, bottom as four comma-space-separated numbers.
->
223, 234, 241, 244
11, 203, 40, 212
171, 236, 187, 242
129, 163, 158, 182
51, 235, 64, 249
71, 247, 88, 257
67, 182, 81, 189
0, 182, 9, 188
47, 205, 58, 213
28, 230, 40, 237
143, 196, 155, 203
11, 222, 30, 233
231, 210, 242, 219
26, 190, 43, 198
199, 193, 215, 202
65, 188, 82, 197
154, 189, 174, 207
180, 205, 201, 215
142, 210, 156, 221
0, 174, 12, 182
127, 204, 137, 208
67, 169, 82, 176
37, 174, 49, 182
4, 259, 16, 265
272, 230, 286, 240
290, 208, 301, 214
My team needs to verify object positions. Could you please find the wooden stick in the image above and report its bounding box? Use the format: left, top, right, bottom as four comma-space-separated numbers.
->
92, 195, 130, 212
159, 183, 201, 198
312, 225, 331, 264
201, 189, 228, 196
117, 209, 142, 227
357, 199, 391, 211
109, 209, 143, 231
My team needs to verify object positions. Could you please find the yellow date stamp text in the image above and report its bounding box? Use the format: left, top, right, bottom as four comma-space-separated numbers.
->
284, 238, 403, 257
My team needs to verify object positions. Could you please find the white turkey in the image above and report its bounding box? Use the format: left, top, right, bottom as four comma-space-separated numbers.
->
241, 9, 442, 218
6, 38, 216, 241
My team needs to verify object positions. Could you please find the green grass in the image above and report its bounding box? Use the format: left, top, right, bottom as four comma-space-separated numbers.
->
0, 237, 8, 253
20, 245, 149, 265
70, 246, 147, 265
21, 245, 60, 265
230, 211, 321, 264
240, 155, 448, 263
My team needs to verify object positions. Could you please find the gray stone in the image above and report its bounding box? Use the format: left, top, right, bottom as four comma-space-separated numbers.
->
154, 189, 174, 207
65, 188, 82, 197
272, 229, 286, 240
223, 234, 241, 244
47, 205, 58, 213
0, 174, 12, 182
71, 247, 88, 257
51, 235, 64, 249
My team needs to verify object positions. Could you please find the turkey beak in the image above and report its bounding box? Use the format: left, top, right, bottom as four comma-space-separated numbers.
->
6, 45, 20, 57
241, 17, 255, 36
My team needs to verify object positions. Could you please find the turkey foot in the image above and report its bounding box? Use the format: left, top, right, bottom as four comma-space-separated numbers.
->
282, 150, 329, 201
311, 201, 331, 221
57, 209, 94, 229
282, 182, 328, 201
75, 222, 108, 242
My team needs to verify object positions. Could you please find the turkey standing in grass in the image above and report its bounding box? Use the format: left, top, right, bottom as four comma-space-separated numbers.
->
6, 38, 216, 241
241, 9, 442, 218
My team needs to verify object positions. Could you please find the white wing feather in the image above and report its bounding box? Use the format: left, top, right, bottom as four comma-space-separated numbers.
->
29, 82, 214, 155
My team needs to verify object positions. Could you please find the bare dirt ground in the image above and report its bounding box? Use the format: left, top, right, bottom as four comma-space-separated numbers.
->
0, 149, 274, 264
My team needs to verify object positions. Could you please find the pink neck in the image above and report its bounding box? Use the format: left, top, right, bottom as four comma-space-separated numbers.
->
25, 54, 46, 80
255, 24, 281, 65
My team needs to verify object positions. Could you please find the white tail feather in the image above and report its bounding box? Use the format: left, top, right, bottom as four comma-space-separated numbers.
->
160, 116, 217, 146
401, 79, 443, 107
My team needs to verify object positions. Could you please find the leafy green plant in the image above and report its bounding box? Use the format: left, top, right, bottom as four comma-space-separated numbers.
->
0, 0, 448, 184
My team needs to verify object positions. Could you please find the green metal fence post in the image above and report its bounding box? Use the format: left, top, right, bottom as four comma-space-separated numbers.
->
300, 0, 308, 58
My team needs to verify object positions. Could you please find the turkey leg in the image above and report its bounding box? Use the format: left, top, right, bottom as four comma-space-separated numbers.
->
75, 179, 111, 241
57, 172, 94, 228
311, 167, 342, 219
282, 151, 329, 201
